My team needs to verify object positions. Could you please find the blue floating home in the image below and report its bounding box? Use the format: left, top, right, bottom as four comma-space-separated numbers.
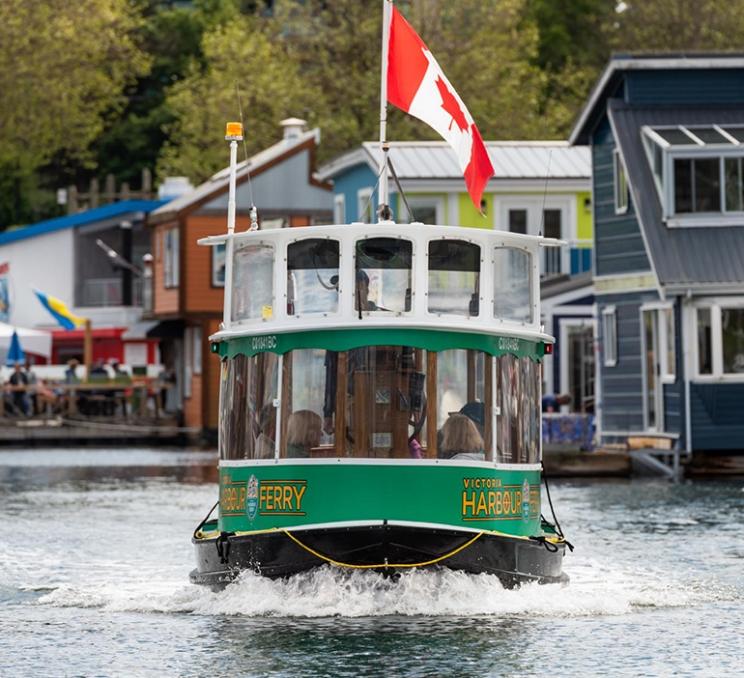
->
571, 54, 744, 473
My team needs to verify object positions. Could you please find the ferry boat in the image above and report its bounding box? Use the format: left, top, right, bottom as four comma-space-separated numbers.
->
190, 1, 570, 589
190, 206, 571, 588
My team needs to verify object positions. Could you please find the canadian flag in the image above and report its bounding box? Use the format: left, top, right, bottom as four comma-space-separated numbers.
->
387, 5, 494, 210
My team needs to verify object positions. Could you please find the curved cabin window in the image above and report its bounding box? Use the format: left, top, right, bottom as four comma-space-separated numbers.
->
493, 247, 532, 324
428, 240, 481, 316
219, 353, 279, 460
232, 242, 274, 322
435, 349, 491, 461
287, 239, 339, 315
496, 354, 540, 464
280, 348, 335, 458
355, 238, 412, 314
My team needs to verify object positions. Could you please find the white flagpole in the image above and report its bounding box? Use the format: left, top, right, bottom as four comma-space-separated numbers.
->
378, 0, 392, 222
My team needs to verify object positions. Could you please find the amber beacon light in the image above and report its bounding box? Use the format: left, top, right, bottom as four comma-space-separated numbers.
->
225, 121, 244, 141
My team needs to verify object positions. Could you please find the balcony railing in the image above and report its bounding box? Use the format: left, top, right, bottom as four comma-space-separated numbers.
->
541, 240, 592, 279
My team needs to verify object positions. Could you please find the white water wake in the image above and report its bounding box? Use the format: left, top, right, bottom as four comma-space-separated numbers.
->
35, 560, 736, 619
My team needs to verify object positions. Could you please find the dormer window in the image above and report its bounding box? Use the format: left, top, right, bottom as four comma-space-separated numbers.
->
642, 125, 744, 226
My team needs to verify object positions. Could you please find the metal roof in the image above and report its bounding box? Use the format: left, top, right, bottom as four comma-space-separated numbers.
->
610, 101, 744, 288
150, 128, 321, 223
0, 200, 167, 247
570, 54, 744, 145
318, 141, 590, 182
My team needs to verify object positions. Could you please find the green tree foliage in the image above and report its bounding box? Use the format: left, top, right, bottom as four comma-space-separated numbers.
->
157, 10, 316, 182
0, 0, 149, 226
612, 0, 744, 52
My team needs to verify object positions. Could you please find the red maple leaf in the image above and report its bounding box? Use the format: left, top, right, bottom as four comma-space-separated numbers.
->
435, 76, 468, 132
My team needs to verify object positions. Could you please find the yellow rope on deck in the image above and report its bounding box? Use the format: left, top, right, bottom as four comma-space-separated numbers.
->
281, 528, 484, 570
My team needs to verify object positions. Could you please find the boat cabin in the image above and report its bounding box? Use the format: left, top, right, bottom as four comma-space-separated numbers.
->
203, 222, 555, 465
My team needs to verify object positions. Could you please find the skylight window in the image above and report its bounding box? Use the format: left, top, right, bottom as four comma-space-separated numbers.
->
642, 125, 744, 223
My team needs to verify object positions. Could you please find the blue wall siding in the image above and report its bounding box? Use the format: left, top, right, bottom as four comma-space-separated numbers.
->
591, 117, 651, 276
332, 163, 397, 223
626, 69, 744, 106
690, 383, 744, 450
597, 291, 659, 433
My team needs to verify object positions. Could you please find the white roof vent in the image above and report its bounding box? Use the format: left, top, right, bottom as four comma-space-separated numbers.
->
158, 176, 194, 200
281, 117, 307, 140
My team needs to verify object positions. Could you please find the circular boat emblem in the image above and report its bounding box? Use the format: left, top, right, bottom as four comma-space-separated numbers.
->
246, 474, 259, 521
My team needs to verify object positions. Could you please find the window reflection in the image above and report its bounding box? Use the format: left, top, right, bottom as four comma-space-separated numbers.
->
494, 247, 532, 323
428, 240, 480, 316
219, 349, 540, 464
219, 353, 278, 460
287, 239, 339, 315
232, 242, 274, 322
355, 238, 412, 313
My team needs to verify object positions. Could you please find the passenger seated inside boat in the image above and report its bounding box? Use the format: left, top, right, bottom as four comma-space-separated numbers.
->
286, 410, 323, 458
439, 413, 485, 461
355, 269, 381, 311
254, 403, 276, 459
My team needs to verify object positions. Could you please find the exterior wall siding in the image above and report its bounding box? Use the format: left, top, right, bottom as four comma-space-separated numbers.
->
0, 228, 75, 328
592, 117, 650, 276
626, 69, 744, 106
690, 383, 744, 450
597, 291, 659, 434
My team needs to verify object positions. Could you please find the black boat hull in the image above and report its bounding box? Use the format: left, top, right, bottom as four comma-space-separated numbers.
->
190, 524, 568, 589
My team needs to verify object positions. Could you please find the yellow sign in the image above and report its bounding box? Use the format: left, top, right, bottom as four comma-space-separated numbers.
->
220, 475, 307, 517
261, 305, 273, 320
461, 477, 536, 521
259, 480, 307, 516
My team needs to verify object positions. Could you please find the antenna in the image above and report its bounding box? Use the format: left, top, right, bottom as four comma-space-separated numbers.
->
538, 149, 553, 237
235, 82, 258, 230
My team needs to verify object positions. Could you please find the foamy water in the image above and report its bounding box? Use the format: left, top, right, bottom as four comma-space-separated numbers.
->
1, 449, 742, 677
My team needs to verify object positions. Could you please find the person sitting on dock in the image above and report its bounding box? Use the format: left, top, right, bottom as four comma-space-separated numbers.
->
542, 393, 571, 413
439, 413, 485, 461
286, 410, 322, 458
7, 363, 30, 416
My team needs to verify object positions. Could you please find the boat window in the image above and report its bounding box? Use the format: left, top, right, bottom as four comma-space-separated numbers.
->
232, 242, 274, 322
493, 247, 532, 323
318, 345, 428, 458
434, 349, 491, 461
279, 349, 335, 458
427, 240, 481, 316
496, 354, 540, 464
219, 353, 279, 460
287, 239, 339, 315
355, 238, 412, 314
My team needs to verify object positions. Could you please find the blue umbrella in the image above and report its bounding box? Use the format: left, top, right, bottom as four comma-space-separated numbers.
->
6, 329, 25, 366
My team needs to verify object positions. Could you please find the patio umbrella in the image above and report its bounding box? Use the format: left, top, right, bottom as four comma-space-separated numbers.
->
6, 329, 25, 366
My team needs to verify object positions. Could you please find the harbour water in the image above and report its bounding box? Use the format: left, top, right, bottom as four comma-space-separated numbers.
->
0, 448, 741, 677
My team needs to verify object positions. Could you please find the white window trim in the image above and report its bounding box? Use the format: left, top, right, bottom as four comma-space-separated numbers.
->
356, 187, 374, 224
613, 149, 629, 214
689, 298, 744, 382
334, 194, 346, 224
193, 325, 202, 376
495, 195, 575, 276
642, 126, 744, 223
601, 305, 617, 367
640, 302, 676, 383
164, 227, 179, 288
